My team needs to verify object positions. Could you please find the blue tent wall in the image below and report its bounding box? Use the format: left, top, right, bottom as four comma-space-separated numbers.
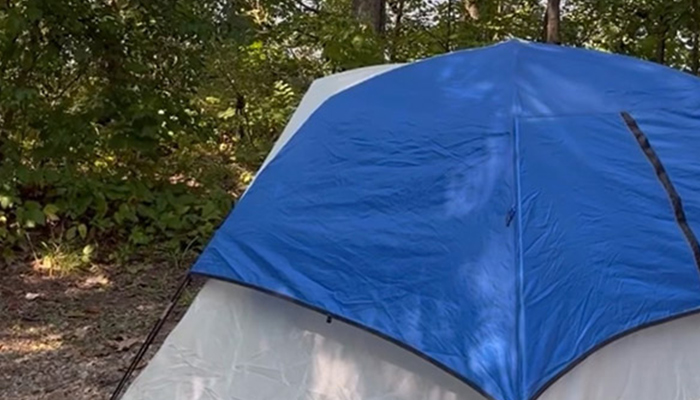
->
190, 40, 700, 400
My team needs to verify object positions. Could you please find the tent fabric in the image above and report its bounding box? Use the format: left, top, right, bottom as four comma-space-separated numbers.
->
122, 280, 700, 400
189, 40, 700, 400
253, 64, 403, 183
122, 280, 486, 400
539, 310, 700, 400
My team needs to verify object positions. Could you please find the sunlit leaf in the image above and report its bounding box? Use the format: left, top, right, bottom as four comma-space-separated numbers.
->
43, 204, 60, 221
78, 224, 88, 239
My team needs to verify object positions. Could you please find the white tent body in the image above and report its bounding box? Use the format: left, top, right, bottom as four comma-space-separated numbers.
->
123, 280, 700, 400
122, 64, 700, 400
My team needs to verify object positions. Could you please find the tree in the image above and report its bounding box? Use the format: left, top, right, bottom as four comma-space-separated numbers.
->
352, 0, 386, 33
690, 0, 699, 74
544, 0, 561, 44
3, 0, 700, 264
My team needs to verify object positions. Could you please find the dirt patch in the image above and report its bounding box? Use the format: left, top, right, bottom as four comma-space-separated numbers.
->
0, 258, 201, 400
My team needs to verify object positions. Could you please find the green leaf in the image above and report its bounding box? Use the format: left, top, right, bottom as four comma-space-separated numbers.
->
78, 224, 88, 239
94, 195, 108, 217
25, 207, 45, 227
81, 244, 95, 263
20, 201, 45, 227
74, 195, 92, 216
217, 107, 236, 120
23, 199, 36, 208
82, 244, 95, 256
43, 204, 60, 221
129, 228, 152, 245
0, 195, 12, 209
66, 226, 77, 240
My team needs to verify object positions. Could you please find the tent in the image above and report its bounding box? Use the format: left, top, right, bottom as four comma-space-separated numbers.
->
117, 39, 700, 400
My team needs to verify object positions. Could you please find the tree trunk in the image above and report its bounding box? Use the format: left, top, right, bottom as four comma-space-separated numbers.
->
352, 0, 386, 34
655, 25, 668, 64
464, 0, 479, 20
545, 0, 561, 44
692, 33, 698, 75
541, 7, 548, 42
389, 0, 405, 61
692, 0, 699, 74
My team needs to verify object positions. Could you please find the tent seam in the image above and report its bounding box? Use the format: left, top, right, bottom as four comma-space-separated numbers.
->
620, 111, 700, 273
514, 117, 525, 400
511, 42, 526, 400
527, 112, 700, 400
191, 271, 501, 400
528, 306, 700, 400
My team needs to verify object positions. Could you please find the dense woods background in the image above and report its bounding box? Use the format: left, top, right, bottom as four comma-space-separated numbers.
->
1, 0, 698, 270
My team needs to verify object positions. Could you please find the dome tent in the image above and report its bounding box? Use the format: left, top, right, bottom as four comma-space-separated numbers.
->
118, 39, 700, 400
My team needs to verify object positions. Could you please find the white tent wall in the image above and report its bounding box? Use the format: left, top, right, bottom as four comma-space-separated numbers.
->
539, 311, 700, 400
250, 63, 403, 189
121, 280, 486, 400
122, 279, 700, 400
122, 278, 700, 400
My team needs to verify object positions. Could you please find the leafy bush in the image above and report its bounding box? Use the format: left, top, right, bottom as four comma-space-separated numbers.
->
2, 0, 696, 268
0, 163, 235, 263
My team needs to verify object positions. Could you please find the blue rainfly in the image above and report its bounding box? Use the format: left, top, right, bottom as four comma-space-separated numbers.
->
190, 40, 700, 400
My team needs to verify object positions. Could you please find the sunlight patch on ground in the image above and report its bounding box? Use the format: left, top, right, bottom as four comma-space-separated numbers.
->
78, 274, 112, 290
0, 325, 64, 355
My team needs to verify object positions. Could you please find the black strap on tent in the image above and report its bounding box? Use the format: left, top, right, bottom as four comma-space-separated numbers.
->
109, 273, 192, 400
621, 111, 700, 271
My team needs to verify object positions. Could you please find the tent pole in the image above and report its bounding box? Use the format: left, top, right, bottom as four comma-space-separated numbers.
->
109, 273, 192, 400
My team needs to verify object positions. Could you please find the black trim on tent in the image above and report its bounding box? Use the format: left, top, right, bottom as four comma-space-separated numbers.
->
531, 112, 700, 399
123, 111, 700, 400
621, 111, 700, 271
191, 271, 500, 400
197, 275, 700, 400
530, 307, 700, 400
110, 274, 192, 400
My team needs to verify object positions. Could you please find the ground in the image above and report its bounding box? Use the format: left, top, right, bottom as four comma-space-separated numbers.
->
0, 257, 200, 400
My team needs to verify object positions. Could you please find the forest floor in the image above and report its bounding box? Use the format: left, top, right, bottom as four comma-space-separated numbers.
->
0, 256, 199, 399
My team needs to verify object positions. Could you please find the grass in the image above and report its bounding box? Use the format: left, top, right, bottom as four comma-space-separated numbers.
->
32, 242, 95, 277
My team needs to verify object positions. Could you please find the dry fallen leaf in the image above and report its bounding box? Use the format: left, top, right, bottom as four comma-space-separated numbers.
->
80, 274, 111, 289
25, 292, 41, 300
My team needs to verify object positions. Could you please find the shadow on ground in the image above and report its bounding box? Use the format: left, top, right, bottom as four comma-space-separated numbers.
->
0, 258, 200, 400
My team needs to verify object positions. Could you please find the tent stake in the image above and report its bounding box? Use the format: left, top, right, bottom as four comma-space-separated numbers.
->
109, 274, 192, 400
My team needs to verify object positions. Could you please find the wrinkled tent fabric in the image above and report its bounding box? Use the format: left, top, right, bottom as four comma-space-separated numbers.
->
122, 280, 487, 400
125, 39, 700, 400
123, 280, 700, 400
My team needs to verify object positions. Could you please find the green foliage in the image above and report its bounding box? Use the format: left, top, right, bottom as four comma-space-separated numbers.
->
0, 0, 238, 263
1, 0, 698, 267
32, 241, 95, 276
0, 164, 233, 261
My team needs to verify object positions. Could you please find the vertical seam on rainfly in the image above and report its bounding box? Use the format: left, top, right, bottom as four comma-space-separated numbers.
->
514, 116, 525, 400
511, 42, 526, 400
